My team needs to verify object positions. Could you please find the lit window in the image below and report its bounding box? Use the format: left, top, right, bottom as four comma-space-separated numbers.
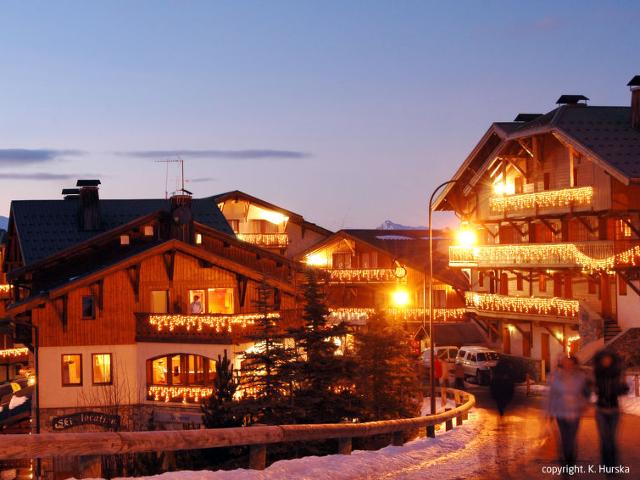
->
171, 354, 183, 385
207, 288, 234, 314
189, 290, 205, 314
82, 296, 96, 319
151, 357, 168, 385
195, 233, 203, 244
143, 225, 154, 237
120, 235, 130, 245
62, 354, 82, 386
92, 353, 112, 385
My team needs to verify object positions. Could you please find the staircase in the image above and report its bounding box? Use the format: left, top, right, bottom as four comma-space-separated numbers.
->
604, 317, 622, 342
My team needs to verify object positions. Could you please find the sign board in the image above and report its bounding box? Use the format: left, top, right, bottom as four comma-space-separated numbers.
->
51, 411, 120, 431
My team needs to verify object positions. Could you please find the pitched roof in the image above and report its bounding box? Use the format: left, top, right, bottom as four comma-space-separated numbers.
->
508, 105, 640, 179
10, 197, 233, 265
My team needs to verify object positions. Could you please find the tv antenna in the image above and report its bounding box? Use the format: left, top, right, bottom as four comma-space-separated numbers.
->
155, 158, 191, 199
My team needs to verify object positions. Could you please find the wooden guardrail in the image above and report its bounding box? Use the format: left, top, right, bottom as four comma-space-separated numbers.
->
0, 388, 474, 475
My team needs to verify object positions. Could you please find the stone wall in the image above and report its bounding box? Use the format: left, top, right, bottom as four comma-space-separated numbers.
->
604, 328, 640, 368
498, 353, 544, 382
579, 309, 602, 347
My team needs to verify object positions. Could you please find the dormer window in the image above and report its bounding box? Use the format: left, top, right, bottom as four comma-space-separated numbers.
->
143, 225, 154, 237
195, 233, 203, 244
120, 235, 130, 245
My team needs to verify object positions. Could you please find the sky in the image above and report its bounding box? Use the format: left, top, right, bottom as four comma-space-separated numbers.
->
0, 1, 638, 230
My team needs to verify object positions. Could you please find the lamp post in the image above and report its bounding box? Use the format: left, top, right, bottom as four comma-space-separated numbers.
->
426, 180, 460, 415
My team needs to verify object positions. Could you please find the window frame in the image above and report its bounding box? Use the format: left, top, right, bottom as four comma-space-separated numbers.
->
91, 353, 113, 386
82, 295, 97, 320
61, 354, 83, 387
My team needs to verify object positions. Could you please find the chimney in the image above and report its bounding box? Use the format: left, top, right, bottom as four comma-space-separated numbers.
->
170, 188, 193, 242
556, 95, 589, 106
61, 188, 80, 200
628, 75, 640, 129
76, 179, 102, 231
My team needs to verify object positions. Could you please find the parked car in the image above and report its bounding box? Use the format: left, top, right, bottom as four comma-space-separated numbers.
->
421, 346, 458, 368
455, 346, 499, 384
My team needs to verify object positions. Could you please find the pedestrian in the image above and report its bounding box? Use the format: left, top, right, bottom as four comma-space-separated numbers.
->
190, 295, 203, 314
593, 349, 629, 469
490, 358, 515, 416
433, 355, 443, 407
547, 355, 589, 466
440, 354, 451, 407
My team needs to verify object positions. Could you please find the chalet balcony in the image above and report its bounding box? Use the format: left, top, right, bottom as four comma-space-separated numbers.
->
236, 233, 289, 248
465, 292, 579, 323
327, 307, 467, 325
0, 347, 29, 361
449, 241, 621, 271
489, 186, 594, 216
0, 284, 10, 299
326, 268, 399, 283
135, 311, 302, 344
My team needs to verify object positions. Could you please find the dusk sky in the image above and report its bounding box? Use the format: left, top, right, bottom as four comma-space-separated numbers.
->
0, 1, 638, 230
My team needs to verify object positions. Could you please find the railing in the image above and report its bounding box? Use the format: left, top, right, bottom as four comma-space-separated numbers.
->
465, 292, 579, 321
0, 388, 474, 474
449, 241, 621, 271
0, 284, 10, 299
237, 233, 289, 248
489, 186, 593, 215
135, 311, 303, 343
326, 268, 398, 283
0, 347, 29, 360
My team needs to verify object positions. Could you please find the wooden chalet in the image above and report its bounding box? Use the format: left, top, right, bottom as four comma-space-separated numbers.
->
214, 190, 332, 258
435, 77, 640, 369
1, 181, 302, 441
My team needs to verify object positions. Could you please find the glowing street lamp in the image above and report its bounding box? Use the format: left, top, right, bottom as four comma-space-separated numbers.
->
391, 288, 410, 307
455, 221, 477, 247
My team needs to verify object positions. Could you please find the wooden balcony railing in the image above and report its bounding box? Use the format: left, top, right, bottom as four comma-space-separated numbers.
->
489, 186, 593, 215
135, 311, 303, 343
327, 268, 399, 283
449, 241, 626, 272
236, 233, 289, 247
465, 292, 579, 320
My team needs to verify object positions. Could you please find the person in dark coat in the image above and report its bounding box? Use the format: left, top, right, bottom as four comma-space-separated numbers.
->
490, 359, 515, 416
593, 350, 629, 469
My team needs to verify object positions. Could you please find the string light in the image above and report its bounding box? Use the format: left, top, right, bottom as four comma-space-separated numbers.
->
328, 308, 374, 323
328, 268, 400, 283
465, 292, 579, 317
450, 242, 640, 273
490, 186, 593, 213
148, 385, 213, 403
327, 307, 466, 322
0, 347, 29, 359
237, 233, 289, 247
148, 313, 279, 333
0, 284, 10, 294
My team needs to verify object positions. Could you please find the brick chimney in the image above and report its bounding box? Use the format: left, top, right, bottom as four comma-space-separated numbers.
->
76, 179, 102, 231
628, 75, 640, 130
170, 189, 193, 242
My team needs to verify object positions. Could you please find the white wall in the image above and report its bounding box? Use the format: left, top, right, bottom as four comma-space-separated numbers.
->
616, 277, 640, 330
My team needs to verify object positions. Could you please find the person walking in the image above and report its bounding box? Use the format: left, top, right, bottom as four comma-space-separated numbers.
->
490, 359, 515, 416
593, 349, 629, 470
547, 355, 589, 466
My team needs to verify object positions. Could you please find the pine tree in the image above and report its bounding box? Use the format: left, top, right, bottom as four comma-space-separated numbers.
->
237, 278, 296, 424
354, 313, 422, 421
290, 269, 359, 424
201, 350, 241, 429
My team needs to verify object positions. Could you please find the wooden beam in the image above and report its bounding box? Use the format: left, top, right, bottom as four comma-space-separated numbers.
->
163, 250, 176, 283
619, 271, 640, 297
539, 218, 560, 235
543, 325, 563, 347
236, 274, 249, 307
508, 221, 527, 237
126, 265, 141, 303
576, 216, 598, 234
505, 158, 527, 178
517, 139, 534, 157
620, 217, 640, 239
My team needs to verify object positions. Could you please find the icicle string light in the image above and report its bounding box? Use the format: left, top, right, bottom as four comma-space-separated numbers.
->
237, 233, 289, 247
0, 347, 29, 359
148, 385, 213, 403
450, 242, 640, 273
148, 313, 279, 333
490, 186, 593, 213
465, 292, 579, 317
0, 284, 10, 294
328, 268, 400, 283
327, 307, 466, 323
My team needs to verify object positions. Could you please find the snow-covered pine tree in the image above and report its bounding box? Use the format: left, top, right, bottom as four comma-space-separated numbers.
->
290, 269, 359, 424
354, 313, 422, 421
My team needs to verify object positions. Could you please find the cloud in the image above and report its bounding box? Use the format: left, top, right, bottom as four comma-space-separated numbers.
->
0, 172, 100, 181
0, 149, 84, 166
117, 149, 310, 160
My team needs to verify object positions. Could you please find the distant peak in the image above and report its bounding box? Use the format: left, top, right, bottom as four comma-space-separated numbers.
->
377, 220, 424, 230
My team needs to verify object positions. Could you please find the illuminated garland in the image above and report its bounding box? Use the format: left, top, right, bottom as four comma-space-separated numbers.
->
490, 186, 593, 213
328, 268, 399, 283
465, 292, 579, 317
0, 284, 10, 293
449, 242, 640, 273
237, 233, 289, 247
328, 308, 374, 323
0, 347, 29, 359
148, 385, 213, 403
148, 313, 279, 333
327, 307, 465, 323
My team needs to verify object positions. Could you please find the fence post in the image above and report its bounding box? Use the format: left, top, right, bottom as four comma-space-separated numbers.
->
445, 408, 453, 431
392, 431, 404, 446
540, 360, 546, 383
337, 437, 352, 455
249, 444, 267, 470
426, 425, 435, 438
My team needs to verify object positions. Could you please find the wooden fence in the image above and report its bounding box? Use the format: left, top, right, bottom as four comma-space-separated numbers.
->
0, 388, 474, 477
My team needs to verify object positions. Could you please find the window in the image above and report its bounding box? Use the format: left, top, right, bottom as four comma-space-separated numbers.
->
151, 356, 168, 385
207, 288, 234, 314
143, 225, 154, 237
189, 290, 205, 314
62, 354, 82, 386
195, 233, 203, 245
92, 353, 112, 385
332, 252, 352, 269
146, 353, 217, 403
150, 290, 169, 313
616, 219, 632, 239
170, 354, 183, 385
618, 275, 627, 296
120, 234, 130, 245
82, 296, 96, 319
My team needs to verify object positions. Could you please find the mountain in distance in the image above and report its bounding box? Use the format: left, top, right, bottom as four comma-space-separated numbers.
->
377, 220, 425, 230
0, 216, 7, 231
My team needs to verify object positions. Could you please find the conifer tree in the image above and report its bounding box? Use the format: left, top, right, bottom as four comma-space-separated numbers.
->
201, 350, 241, 429
354, 313, 421, 421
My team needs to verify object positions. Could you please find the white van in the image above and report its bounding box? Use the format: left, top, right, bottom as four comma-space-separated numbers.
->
455, 346, 499, 384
